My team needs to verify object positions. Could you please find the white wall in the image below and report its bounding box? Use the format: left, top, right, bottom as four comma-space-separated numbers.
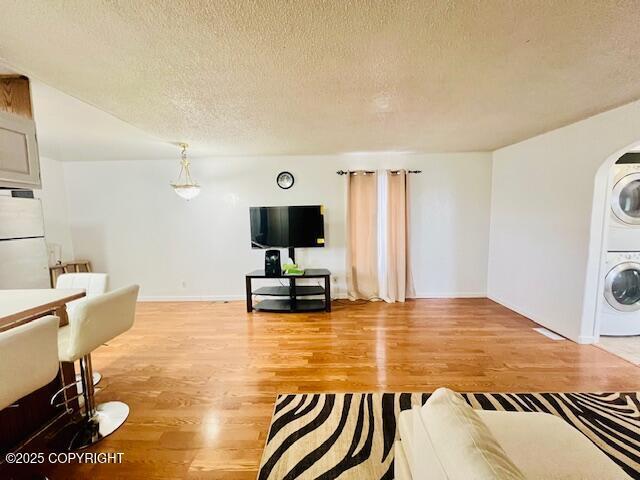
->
488, 100, 640, 343
61, 153, 492, 300
36, 155, 74, 263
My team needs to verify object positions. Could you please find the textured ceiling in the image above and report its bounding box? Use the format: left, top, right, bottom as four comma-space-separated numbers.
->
30, 80, 179, 162
1, 1, 640, 155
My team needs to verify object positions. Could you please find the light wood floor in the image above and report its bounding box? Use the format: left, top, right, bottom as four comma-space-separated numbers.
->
45, 299, 640, 479
598, 335, 640, 365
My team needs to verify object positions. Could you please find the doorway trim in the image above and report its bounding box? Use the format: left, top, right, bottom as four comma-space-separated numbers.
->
583, 140, 640, 343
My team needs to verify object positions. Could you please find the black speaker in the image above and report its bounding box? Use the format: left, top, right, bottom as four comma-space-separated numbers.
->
264, 250, 281, 277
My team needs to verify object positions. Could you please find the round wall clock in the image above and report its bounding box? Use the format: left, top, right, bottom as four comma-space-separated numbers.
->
277, 171, 295, 189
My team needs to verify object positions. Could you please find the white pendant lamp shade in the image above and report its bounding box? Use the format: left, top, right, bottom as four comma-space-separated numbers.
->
171, 143, 200, 200
172, 184, 201, 200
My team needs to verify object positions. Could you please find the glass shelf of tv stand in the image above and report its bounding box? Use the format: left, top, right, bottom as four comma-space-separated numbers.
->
253, 298, 326, 312
252, 285, 326, 312
246, 268, 331, 313
252, 285, 325, 296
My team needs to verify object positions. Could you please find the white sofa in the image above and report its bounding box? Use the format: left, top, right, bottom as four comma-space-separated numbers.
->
395, 388, 631, 480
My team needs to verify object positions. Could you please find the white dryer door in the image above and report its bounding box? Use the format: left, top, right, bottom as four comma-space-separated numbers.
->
604, 261, 640, 312
611, 172, 640, 225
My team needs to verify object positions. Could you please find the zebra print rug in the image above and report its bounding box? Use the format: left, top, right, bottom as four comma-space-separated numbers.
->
258, 392, 640, 480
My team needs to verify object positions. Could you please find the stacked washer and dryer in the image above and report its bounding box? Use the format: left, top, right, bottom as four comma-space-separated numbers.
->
601, 154, 640, 336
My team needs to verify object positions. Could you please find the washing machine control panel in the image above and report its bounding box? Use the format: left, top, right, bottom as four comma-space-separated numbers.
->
616, 163, 640, 173
612, 252, 640, 262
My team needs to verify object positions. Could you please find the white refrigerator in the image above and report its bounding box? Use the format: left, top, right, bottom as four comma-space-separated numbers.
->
0, 195, 50, 288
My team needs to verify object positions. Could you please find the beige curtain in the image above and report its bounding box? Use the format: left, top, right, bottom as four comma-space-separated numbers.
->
385, 170, 414, 302
346, 172, 379, 300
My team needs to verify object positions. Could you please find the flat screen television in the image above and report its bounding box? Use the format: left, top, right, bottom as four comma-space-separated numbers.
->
250, 205, 325, 249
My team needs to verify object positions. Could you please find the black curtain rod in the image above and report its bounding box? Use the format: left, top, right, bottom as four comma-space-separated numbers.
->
336, 169, 422, 175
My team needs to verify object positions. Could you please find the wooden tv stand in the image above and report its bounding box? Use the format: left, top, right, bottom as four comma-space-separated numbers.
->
245, 268, 331, 313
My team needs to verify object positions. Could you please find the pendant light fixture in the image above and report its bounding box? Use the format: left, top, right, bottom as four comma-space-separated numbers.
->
171, 143, 200, 200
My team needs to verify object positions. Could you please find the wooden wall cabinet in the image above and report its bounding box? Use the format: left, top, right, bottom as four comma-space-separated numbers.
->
0, 111, 41, 188
0, 76, 41, 189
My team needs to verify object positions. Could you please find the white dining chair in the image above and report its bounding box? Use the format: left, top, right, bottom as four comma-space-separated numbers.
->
57, 284, 139, 449
0, 316, 60, 410
0, 315, 60, 479
56, 272, 108, 386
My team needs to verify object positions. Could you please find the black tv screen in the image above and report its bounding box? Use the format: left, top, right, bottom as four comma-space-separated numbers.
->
250, 205, 325, 248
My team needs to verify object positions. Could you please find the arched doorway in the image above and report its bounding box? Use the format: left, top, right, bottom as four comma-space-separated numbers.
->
583, 140, 640, 347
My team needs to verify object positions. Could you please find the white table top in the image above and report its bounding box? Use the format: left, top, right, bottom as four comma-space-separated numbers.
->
0, 288, 85, 329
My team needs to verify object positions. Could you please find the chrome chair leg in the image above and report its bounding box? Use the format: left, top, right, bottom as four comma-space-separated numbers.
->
75, 370, 102, 390
68, 354, 129, 450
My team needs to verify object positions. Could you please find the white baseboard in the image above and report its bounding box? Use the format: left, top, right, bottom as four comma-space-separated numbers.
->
487, 293, 585, 343
139, 292, 485, 302
331, 294, 349, 300
140, 293, 348, 302
411, 292, 486, 299
138, 295, 245, 302
487, 293, 537, 320
577, 335, 596, 345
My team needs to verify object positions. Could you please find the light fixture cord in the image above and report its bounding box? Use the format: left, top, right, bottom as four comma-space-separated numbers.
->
184, 144, 195, 184
175, 143, 196, 186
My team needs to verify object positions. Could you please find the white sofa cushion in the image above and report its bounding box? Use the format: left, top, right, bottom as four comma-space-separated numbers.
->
478, 409, 633, 480
420, 388, 526, 479
394, 440, 412, 480
398, 406, 447, 479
